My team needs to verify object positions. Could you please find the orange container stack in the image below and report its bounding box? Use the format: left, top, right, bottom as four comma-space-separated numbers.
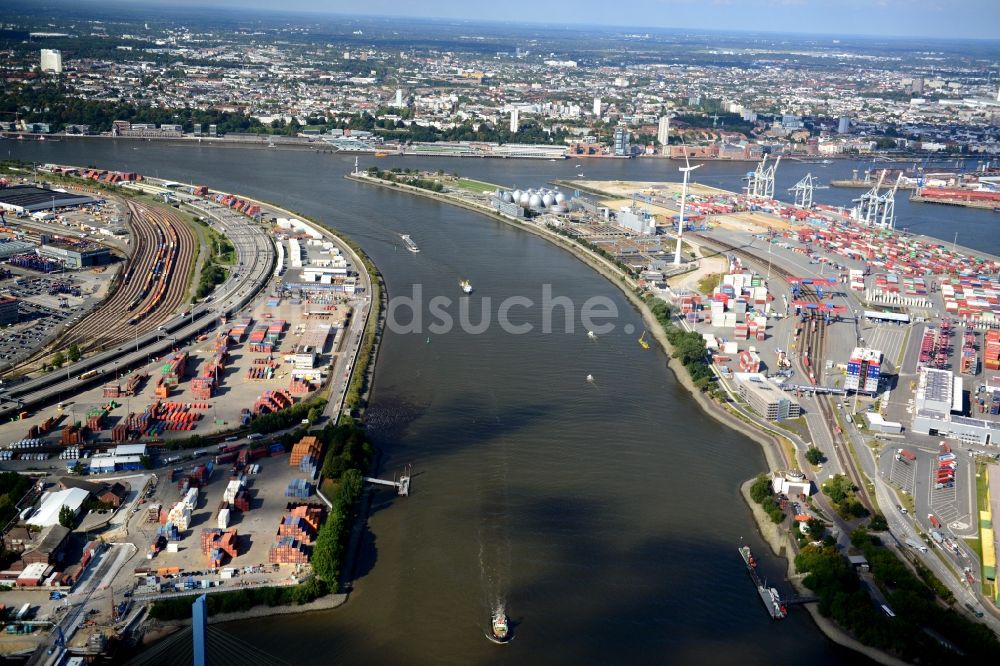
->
268, 536, 310, 565
289, 436, 321, 467
986, 331, 1000, 372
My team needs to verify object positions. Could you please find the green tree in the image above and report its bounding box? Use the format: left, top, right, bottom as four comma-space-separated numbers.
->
58, 505, 75, 529
805, 447, 825, 465
67, 343, 81, 363
868, 514, 888, 531
307, 407, 321, 426
52, 351, 66, 368
749, 474, 772, 503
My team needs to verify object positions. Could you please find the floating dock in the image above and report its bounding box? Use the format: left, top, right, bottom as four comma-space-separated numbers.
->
739, 546, 787, 620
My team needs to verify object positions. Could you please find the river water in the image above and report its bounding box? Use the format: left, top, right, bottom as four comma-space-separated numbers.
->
9, 140, 992, 664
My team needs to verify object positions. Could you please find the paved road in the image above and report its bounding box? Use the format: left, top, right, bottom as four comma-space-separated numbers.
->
844, 401, 994, 621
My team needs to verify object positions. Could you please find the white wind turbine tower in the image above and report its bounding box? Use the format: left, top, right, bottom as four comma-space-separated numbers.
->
674, 148, 702, 266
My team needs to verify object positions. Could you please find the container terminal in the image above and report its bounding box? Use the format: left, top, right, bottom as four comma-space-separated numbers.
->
0, 165, 375, 661
351, 157, 1000, 633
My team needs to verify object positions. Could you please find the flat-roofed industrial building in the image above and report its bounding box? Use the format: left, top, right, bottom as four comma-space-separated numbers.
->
734, 373, 802, 421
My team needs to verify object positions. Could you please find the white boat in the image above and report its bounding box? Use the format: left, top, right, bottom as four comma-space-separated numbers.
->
586, 374, 594, 382
400, 234, 420, 253
460, 280, 473, 294
587, 330, 596, 340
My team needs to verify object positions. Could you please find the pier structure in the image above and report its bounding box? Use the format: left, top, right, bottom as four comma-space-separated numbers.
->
364, 466, 412, 496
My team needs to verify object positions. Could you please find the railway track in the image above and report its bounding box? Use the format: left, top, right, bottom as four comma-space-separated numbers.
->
693, 234, 874, 507
797, 283, 873, 509
60, 200, 195, 351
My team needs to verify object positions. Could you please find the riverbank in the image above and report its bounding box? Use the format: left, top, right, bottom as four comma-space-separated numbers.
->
347, 168, 915, 665
740, 480, 907, 666
140, 589, 350, 646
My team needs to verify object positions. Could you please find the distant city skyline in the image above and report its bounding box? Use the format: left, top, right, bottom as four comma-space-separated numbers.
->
135, 0, 1000, 40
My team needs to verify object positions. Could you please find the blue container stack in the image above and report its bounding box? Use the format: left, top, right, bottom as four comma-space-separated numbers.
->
285, 478, 312, 498
298, 455, 318, 479
157, 522, 180, 541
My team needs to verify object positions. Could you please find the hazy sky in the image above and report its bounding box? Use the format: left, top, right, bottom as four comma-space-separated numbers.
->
150, 0, 999, 40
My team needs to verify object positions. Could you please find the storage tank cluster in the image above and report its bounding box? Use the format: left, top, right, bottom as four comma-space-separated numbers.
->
495, 187, 568, 213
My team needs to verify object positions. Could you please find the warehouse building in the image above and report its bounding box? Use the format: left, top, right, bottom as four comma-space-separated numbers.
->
0, 240, 37, 261
88, 454, 142, 474
0, 186, 99, 214
734, 373, 802, 421
38, 241, 112, 268
28, 487, 89, 528
912, 367, 1000, 445
21, 524, 71, 565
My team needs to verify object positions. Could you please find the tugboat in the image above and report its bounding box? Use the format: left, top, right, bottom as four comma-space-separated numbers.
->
460, 279, 473, 294
487, 606, 512, 644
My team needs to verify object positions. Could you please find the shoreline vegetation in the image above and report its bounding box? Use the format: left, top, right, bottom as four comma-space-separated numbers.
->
346, 170, 996, 664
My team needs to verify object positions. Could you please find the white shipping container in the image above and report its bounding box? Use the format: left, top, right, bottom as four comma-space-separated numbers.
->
218, 508, 230, 530
166, 542, 180, 553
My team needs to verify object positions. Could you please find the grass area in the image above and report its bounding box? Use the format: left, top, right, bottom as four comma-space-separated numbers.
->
774, 416, 810, 441
695, 272, 722, 294
779, 435, 800, 472
892, 485, 916, 514
452, 177, 501, 194
205, 224, 236, 264
973, 460, 991, 597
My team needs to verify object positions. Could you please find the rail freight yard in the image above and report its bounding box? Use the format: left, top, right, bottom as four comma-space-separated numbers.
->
357, 160, 1000, 633
0, 166, 374, 662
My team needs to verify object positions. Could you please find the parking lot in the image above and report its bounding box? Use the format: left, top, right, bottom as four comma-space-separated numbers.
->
0, 270, 117, 370
888, 453, 916, 495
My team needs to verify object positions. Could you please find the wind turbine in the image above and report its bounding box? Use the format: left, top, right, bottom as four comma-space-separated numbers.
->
674, 148, 702, 266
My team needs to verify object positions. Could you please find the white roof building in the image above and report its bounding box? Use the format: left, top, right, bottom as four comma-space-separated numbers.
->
29, 487, 89, 527
114, 444, 147, 457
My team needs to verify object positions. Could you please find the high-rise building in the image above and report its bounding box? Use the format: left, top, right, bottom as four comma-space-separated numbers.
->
912, 77, 924, 94
592, 97, 601, 117
657, 116, 670, 146
510, 108, 519, 133
845, 347, 883, 393
40, 49, 62, 74
837, 116, 851, 134
0, 296, 18, 326
613, 126, 630, 157
394, 88, 403, 107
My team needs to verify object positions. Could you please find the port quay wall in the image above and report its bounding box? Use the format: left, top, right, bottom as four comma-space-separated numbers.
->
348, 172, 914, 665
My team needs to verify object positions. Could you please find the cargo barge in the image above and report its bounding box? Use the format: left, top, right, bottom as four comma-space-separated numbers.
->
739, 545, 787, 620
910, 188, 1000, 211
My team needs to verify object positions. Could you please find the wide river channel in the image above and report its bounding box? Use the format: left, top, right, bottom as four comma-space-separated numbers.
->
8, 140, 995, 663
